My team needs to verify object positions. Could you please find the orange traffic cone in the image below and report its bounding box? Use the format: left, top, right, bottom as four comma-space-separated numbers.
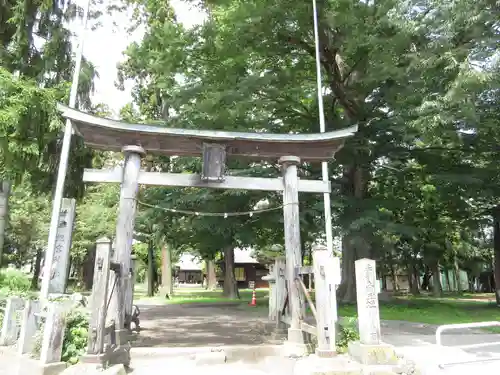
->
249, 288, 257, 307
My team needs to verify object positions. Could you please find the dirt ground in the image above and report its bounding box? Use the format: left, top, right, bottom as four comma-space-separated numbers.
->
133, 303, 270, 347
133, 301, 500, 354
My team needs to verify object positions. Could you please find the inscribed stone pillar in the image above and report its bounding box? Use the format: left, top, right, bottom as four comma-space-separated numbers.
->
87, 238, 111, 356
49, 198, 76, 294
354, 258, 381, 345
110, 145, 144, 338
279, 156, 306, 347
312, 244, 341, 356
0, 297, 24, 345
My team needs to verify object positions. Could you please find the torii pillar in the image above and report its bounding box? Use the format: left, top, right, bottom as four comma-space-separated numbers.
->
280, 156, 308, 355
108, 145, 144, 356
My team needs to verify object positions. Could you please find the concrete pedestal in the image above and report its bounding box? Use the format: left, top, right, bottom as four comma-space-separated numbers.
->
109, 345, 131, 368
315, 348, 337, 358
79, 353, 107, 367
39, 362, 67, 375
348, 341, 398, 365
293, 354, 363, 375
60, 363, 126, 375
282, 328, 313, 357
270, 326, 287, 341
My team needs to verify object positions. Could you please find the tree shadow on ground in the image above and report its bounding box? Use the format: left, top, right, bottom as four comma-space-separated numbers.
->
132, 304, 269, 348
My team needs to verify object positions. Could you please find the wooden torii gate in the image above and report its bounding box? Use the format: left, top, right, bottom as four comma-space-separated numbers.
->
58, 104, 357, 359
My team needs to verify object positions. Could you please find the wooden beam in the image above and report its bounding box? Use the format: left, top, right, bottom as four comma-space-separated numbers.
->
300, 321, 317, 336
83, 168, 331, 194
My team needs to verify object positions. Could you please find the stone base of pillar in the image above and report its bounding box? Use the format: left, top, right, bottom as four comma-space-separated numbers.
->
347, 341, 398, 365
282, 341, 312, 358
282, 328, 313, 357
315, 348, 337, 358
287, 327, 307, 343
58, 363, 126, 375
270, 325, 287, 340
115, 329, 132, 346
292, 354, 363, 375
108, 343, 131, 368
79, 353, 107, 367
38, 362, 68, 375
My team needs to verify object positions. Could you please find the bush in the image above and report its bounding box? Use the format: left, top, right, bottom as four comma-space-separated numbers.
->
0, 268, 34, 327
61, 308, 89, 364
31, 306, 90, 364
0, 268, 31, 293
336, 317, 360, 353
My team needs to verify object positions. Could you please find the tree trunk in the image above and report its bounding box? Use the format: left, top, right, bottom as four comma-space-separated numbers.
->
453, 259, 461, 293
493, 207, 500, 306
407, 264, 416, 295
0, 181, 11, 267
147, 241, 155, 297
338, 165, 369, 303
391, 265, 398, 291
206, 259, 217, 291
31, 248, 43, 290
82, 245, 96, 290
467, 273, 474, 293
431, 262, 442, 297
160, 243, 173, 297
338, 237, 357, 302
300, 236, 306, 264
223, 246, 239, 299
411, 263, 420, 295
445, 269, 451, 292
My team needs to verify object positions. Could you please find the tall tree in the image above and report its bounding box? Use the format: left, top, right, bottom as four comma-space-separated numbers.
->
118, 0, 499, 302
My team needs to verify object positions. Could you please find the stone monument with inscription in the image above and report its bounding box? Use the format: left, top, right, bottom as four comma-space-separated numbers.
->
48, 198, 76, 294
355, 258, 381, 345
348, 258, 398, 365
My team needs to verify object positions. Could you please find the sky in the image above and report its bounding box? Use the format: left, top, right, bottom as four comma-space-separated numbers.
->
82, 0, 206, 116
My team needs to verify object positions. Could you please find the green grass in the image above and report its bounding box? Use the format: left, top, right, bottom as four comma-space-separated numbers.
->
135, 285, 269, 306
138, 286, 500, 327
339, 298, 500, 326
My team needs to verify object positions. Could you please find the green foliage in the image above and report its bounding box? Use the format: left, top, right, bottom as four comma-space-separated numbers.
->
0, 269, 35, 334
0, 69, 63, 184
61, 308, 89, 364
132, 242, 159, 283
4, 180, 50, 266
31, 307, 89, 363
71, 184, 120, 263
336, 318, 360, 353
116, 0, 500, 300
0, 268, 31, 293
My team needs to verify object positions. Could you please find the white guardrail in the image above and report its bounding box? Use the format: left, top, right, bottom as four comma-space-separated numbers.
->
436, 321, 500, 368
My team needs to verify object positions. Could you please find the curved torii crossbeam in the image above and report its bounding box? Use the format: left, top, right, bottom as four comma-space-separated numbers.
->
58, 104, 357, 161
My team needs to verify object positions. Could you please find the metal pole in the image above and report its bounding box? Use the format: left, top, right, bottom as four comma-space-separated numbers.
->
40, 0, 91, 299
312, 0, 334, 255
